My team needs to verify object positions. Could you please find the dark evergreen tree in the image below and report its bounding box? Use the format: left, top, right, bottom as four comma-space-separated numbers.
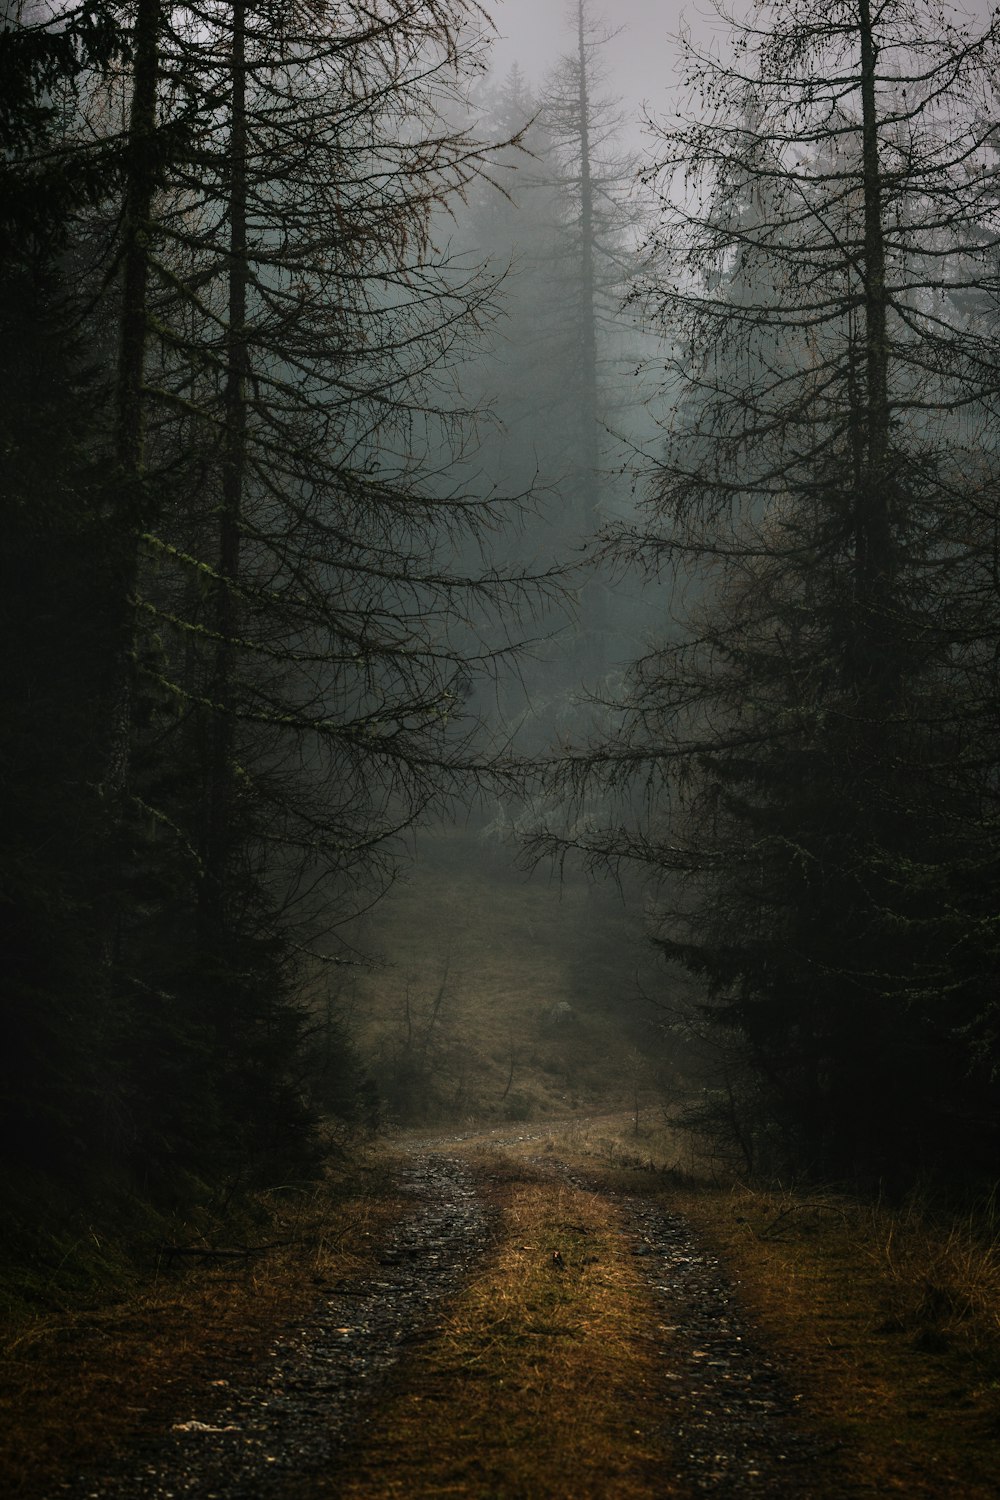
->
94, 0, 551, 1179
0, 3, 128, 1175
0, 0, 554, 1199
535, 0, 1000, 1182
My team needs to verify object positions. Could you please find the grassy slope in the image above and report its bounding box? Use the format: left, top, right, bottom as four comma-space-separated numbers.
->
345, 841, 1000, 1492
344, 832, 667, 1123
6, 847, 1000, 1496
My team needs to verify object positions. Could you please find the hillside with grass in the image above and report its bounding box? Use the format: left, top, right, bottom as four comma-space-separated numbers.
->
340, 832, 672, 1126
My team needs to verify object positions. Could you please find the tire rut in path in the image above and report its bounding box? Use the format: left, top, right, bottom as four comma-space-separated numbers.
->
550, 1159, 844, 1498
66, 1153, 494, 1500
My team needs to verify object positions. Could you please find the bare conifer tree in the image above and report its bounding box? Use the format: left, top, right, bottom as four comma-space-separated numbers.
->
535, 0, 1000, 1179
3, 0, 557, 1178
538, 0, 648, 678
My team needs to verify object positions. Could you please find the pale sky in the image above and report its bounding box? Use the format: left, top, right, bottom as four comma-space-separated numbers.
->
486, 0, 690, 154
484, 0, 995, 160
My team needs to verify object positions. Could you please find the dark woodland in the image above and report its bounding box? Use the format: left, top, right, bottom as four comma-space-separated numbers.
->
4, 0, 1000, 1283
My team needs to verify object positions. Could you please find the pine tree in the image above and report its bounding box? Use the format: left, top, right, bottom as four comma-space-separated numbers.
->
1, 1, 556, 1192
537, 0, 1000, 1181
0, 3, 129, 1173
100, 0, 547, 1176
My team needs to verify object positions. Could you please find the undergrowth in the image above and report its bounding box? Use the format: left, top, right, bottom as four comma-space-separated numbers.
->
517, 1111, 1000, 1498
530, 1111, 1000, 1366
689, 1177, 1000, 1368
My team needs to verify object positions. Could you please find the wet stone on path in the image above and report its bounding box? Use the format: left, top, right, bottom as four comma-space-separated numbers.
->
65, 1154, 493, 1500
625, 1199, 838, 1496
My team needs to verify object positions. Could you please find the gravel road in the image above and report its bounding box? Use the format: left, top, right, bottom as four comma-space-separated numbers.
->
62, 1137, 839, 1499
64, 1154, 494, 1500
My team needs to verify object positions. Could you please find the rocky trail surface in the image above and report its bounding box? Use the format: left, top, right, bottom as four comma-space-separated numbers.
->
547, 1158, 837, 1496
61, 1134, 843, 1500
63, 1154, 493, 1500
623, 1197, 828, 1493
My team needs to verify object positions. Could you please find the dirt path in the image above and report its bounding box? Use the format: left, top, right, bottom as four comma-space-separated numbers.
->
63, 1154, 494, 1500
61, 1141, 841, 1500
559, 1164, 838, 1496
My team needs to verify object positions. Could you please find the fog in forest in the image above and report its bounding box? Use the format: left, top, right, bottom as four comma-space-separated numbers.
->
11, 4, 1000, 1492
6, 0, 1000, 1252
343, 0, 686, 1133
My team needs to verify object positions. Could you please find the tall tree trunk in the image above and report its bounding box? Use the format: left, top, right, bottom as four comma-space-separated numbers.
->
199, 0, 248, 965
857, 0, 894, 684
106, 0, 160, 806
575, 0, 605, 672
100, 0, 161, 978
576, 0, 599, 522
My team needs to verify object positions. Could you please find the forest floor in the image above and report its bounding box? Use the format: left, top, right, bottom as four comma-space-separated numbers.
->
3, 1114, 1000, 1499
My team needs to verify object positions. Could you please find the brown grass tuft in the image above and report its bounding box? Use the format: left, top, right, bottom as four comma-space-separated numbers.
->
687, 1183, 1000, 1497
871, 1198, 1000, 1355
486, 1115, 1000, 1499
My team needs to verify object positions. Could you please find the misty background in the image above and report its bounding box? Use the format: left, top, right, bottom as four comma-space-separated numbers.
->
6, 0, 1000, 1225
